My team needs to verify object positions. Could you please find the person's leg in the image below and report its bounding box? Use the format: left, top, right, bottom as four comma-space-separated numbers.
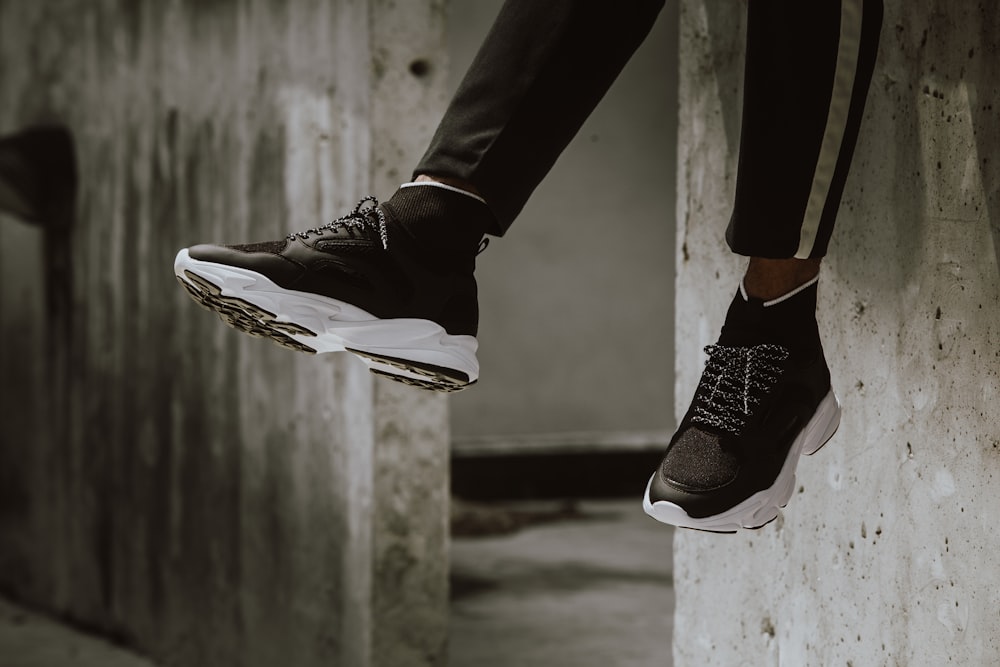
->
645, 0, 883, 531
174, 0, 664, 391
413, 0, 665, 233
729, 0, 883, 262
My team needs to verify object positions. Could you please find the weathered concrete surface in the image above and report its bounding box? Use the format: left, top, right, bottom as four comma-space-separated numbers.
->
450, 500, 674, 667
673, 1, 1000, 665
0, 1, 450, 666
0, 595, 156, 667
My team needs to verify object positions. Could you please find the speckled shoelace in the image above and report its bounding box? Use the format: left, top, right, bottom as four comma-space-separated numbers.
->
287, 195, 388, 249
691, 343, 790, 435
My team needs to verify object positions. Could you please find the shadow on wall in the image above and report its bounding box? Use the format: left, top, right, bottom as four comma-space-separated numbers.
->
0, 123, 77, 595
0, 124, 77, 319
893, 2, 1000, 287
967, 7, 1000, 273
0, 125, 77, 225
0, 123, 78, 312
0, 123, 77, 442
702, 1, 745, 161
825, 3, 998, 300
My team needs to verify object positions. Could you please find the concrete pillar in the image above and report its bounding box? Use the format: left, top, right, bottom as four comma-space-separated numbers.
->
673, 1, 1000, 664
0, 1, 449, 666
369, 5, 452, 664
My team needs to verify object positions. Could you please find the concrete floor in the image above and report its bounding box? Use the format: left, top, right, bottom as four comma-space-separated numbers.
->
0, 599, 154, 667
450, 499, 675, 667
0, 499, 674, 667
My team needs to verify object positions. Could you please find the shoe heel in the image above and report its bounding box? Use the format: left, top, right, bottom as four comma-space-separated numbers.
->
803, 390, 841, 456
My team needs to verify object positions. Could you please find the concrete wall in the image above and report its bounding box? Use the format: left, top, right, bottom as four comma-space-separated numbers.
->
447, 1, 679, 439
0, 2, 450, 666
673, 1, 1000, 665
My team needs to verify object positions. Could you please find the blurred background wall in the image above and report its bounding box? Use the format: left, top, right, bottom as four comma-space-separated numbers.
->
0, 1, 452, 665
447, 1, 680, 444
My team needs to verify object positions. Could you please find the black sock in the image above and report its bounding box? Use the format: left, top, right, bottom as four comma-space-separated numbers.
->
717, 278, 821, 359
381, 183, 498, 260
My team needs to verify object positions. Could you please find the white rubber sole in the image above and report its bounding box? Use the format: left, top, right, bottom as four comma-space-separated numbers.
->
643, 389, 841, 532
174, 249, 479, 392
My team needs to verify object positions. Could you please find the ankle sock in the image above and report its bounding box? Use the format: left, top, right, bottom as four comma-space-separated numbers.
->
718, 276, 821, 358
740, 274, 819, 307
399, 180, 487, 204
382, 182, 497, 258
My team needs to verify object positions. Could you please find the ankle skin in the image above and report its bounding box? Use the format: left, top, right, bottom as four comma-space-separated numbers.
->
743, 257, 821, 301
413, 173, 482, 198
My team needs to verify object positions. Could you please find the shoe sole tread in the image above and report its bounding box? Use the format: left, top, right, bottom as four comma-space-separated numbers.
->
175, 249, 478, 393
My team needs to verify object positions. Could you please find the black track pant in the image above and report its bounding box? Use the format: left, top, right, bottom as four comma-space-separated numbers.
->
414, 0, 883, 259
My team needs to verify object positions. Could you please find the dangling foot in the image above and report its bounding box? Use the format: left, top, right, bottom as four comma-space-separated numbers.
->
643, 273, 839, 532
174, 183, 495, 392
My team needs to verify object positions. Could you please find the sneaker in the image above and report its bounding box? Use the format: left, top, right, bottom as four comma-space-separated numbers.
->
643, 277, 840, 532
174, 185, 491, 392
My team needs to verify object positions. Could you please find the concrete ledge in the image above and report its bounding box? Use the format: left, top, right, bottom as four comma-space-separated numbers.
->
453, 429, 673, 457
0, 597, 155, 667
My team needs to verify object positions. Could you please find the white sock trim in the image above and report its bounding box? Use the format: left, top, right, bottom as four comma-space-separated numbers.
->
740, 274, 820, 307
400, 181, 487, 205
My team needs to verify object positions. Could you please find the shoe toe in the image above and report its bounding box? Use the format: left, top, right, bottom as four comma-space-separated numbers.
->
185, 242, 302, 285
657, 426, 739, 494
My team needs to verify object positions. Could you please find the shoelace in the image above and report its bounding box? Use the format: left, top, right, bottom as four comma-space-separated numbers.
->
287, 196, 388, 249
691, 343, 790, 435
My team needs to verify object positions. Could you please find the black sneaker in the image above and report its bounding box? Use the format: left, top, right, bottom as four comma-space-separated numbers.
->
643, 278, 840, 532
174, 185, 491, 392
